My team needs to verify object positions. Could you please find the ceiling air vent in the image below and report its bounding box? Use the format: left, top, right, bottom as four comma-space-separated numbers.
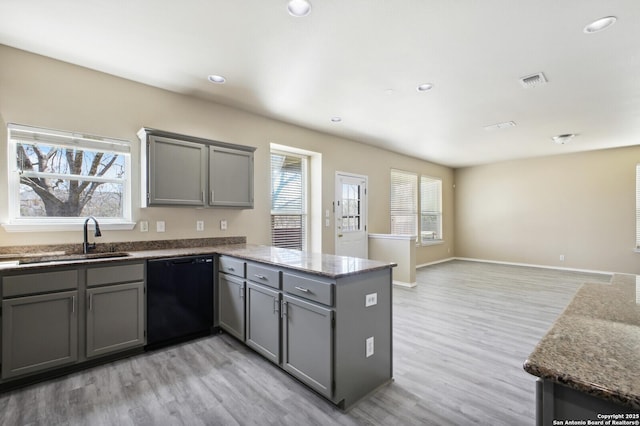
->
519, 72, 548, 88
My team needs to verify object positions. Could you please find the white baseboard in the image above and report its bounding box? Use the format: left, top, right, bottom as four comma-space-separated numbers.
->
452, 257, 615, 276
393, 280, 416, 288
416, 257, 456, 269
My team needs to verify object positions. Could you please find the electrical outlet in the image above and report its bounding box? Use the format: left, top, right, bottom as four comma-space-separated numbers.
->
220, 220, 228, 230
366, 337, 374, 358
156, 221, 165, 232
560, 254, 565, 262
365, 293, 377, 307
196, 220, 204, 231
325, 219, 330, 227
139, 221, 148, 232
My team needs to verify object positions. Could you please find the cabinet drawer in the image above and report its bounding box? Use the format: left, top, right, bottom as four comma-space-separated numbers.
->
87, 263, 144, 287
246, 262, 280, 289
219, 256, 245, 278
2, 270, 78, 297
283, 272, 334, 306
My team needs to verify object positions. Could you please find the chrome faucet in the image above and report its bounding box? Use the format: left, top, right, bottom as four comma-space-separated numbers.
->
83, 216, 102, 254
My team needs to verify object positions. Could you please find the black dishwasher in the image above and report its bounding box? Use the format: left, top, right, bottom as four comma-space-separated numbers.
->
146, 255, 214, 349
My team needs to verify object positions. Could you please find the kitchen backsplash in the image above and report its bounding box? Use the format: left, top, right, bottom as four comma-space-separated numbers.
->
0, 236, 246, 257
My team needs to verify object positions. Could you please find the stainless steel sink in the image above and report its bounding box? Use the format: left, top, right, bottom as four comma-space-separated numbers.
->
17, 252, 130, 265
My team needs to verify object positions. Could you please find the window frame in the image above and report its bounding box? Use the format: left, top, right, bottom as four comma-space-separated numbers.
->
420, 175, 443, 245
270, 149, 309, 251
635, 164, 640, 250
3, 123, 135, 232
390, 168, 444, 246
390, 169, 418, 238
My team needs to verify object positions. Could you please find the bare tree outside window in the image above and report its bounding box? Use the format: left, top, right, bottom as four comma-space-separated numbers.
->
17, 143, 125, 218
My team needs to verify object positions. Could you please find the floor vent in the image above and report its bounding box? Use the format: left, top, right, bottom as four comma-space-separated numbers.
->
519, 72, 548, 88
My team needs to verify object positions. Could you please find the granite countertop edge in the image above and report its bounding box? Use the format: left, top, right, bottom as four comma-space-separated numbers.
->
523, 273, 640, 410
523, 359, 640, 410
0, 239, 396, 279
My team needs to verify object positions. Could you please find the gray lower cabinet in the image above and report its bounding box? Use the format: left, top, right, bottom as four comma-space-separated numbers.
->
245, 282, 280, 364
218, 272, 246, 341
1, 290, 79, 380
536, 379, 640, 424
282, 294, 333, 398
217, 255, 393, 409
1, 262, 146, 383
86, 263, 146, 358
86, 282, 145, 358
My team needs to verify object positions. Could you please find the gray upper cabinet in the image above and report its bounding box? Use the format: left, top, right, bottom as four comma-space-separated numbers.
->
1, 271, 79, 380
209, 146, 254, 208
139, 128, 255, 209
146, 135, 207, 206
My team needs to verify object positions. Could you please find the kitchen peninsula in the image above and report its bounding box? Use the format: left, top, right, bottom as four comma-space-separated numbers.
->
524, 274, 640, 424
0, 238, 395, 410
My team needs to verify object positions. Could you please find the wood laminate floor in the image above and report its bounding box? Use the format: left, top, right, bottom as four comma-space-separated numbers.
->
0, 260, 612, 426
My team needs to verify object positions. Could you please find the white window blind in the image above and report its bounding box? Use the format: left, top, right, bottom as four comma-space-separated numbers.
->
636, 164, 640, 248
7, 123, 131, 224
420, 176, 442, 243
271, 151, 307, 250
390, 169, 418, 236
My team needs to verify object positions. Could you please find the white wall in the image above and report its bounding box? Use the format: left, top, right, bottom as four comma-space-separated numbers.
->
455, 146, 640, 274
0, 45, 454, 265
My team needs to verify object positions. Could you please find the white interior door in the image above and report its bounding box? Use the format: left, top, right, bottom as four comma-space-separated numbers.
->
335, 172, 368, 258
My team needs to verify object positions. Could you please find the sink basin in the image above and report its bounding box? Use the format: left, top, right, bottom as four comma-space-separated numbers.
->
18, 252, 130, 265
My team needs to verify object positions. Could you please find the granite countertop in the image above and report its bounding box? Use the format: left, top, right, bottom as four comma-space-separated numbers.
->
0, 238, 396, 279
523, 274, 640, 410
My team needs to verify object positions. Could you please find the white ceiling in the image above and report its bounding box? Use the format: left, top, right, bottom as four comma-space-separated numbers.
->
1, 0, 639, 168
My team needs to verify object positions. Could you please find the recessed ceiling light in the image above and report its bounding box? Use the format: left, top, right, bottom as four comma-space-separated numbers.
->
330, 116, 342, 123
207, 75, 226, 84
584, 16, 617, 34
552, 134, 576, 144
417, 83, 433, 92
287, 0, 311, 17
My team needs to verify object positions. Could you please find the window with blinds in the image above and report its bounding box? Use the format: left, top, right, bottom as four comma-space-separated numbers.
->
636, 164, 640, 249
390, 169, 418, 237
271, 151, 307, 250
420, 176, 442, 244
7, 123, 132, 224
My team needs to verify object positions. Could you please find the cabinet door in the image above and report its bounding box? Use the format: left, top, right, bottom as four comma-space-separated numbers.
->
86, 282, 145, 358
209, 146, 254, 208
218, 273, 245, 341
246, 282, 280, 364
148, 136, 207, 206
2, 290, 78, 379
282, 295, 334, 398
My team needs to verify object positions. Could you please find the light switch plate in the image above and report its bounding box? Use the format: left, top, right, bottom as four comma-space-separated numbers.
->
156, 221, 165, 232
